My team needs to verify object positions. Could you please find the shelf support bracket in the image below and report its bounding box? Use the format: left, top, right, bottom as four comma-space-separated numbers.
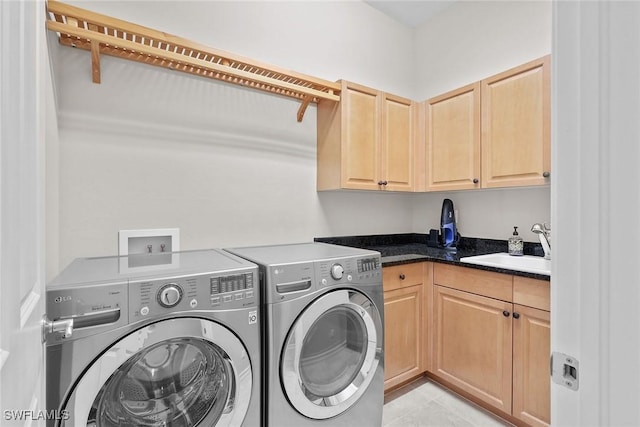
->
90, 40, 101, 83
297, 95, 313, 122
88, 24, 101, 84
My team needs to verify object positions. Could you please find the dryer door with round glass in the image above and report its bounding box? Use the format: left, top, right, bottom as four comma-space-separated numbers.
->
62, 317, 252, 427
281, 289, 382, 420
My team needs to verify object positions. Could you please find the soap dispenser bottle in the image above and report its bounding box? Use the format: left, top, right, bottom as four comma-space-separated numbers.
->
508, 226, 524, 256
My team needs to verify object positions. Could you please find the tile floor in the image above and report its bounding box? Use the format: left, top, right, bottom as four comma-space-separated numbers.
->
383, 377, 513, 427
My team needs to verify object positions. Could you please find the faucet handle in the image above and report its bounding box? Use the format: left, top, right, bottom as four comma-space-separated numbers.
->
543, 223, 551, 245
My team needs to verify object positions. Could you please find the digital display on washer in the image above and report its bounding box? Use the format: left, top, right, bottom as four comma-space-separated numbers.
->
357, 258, 380, 273
210, 273, 253, 295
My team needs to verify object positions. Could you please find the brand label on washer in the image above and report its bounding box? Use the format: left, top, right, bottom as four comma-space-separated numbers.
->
248, 310, 257, 325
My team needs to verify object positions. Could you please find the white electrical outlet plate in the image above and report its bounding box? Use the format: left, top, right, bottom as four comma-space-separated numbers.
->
118, 228, 180, 256
118, 228, 181, 274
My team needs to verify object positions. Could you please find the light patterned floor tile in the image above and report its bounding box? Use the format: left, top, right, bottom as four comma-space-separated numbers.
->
383, 386, 429, 424
383, 378, 513, 427
411, 379, 451, 402
385, 377, 432, 404
433, 387, 512, 427
385, 400, 475, 427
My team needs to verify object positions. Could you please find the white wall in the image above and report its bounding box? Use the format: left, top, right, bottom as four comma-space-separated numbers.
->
50, 1, 416, 272
63, 1, 416, 97
49, 0, 552, 272
413, 187, 550, 243
412, 0, 552, 242
413, 0, 552, 100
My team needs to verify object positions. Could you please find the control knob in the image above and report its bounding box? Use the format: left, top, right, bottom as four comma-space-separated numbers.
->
158, 283, 183, 308
330, 264, 344, 280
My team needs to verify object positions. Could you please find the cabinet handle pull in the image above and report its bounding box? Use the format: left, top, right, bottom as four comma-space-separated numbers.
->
377, 180, 384, 186
503, 310, 510, 317
513, 312, 520, 319
383, 181, 388, 186
473, 178, 479, 184
543, 171, 551, 178
399, 274, 405, 280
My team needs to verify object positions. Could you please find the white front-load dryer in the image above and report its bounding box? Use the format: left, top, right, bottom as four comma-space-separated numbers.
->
44, 249, 260, 427
227, 242, 384, 427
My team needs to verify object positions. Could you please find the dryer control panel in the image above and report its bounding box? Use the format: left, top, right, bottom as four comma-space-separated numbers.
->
264, 255, 381, 304
356, 257, 381, 280
129, 269, 257, 320
317, 255, 381, 287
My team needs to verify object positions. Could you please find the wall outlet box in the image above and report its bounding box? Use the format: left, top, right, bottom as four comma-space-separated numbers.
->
118, 228, 180, 256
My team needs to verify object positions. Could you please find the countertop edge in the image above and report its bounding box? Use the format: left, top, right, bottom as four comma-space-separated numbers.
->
314, 235, 551, 282
381, 255, 550, 281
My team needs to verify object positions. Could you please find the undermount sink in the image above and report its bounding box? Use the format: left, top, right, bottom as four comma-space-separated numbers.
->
459, 253, 550, 276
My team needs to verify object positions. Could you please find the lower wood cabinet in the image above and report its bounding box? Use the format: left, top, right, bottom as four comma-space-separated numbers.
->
512, 304, 551, 427
382, 262, 431, 391
433, 285, 513, 413
381, 261, 550, 426
431, 264, 550, 427
384, 284, 423, 389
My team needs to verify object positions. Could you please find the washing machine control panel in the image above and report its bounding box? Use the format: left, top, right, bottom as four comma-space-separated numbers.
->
209, 273, 255, 307
157, 283, 183, 307
130, 269, 257, 320
330, 264, 344, 280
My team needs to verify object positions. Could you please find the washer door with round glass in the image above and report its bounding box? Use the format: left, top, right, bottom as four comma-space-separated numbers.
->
281, 289, 382, 420
62, 317, 252, 427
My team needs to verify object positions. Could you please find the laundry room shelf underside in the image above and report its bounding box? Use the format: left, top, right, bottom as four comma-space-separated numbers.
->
45, 0, 341, 122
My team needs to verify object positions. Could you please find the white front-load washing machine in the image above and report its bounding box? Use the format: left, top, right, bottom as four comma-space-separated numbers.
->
226, 242, 384, 427
44, 249, 260, 427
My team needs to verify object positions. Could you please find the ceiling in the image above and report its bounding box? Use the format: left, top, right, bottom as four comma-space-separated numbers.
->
364, 0, 459, 28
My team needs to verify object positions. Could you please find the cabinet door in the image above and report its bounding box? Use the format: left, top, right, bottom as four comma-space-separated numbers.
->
341, 82, 381, 190
381, 93, 414, 191
513, 304, 550, 427
384, 284, 423, 391
433, 285, 513, 413
481, 55, 551, 188
426, 83, 481, 191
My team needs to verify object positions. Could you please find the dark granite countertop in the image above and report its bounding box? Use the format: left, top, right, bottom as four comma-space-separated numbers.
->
315, 233, 550, 281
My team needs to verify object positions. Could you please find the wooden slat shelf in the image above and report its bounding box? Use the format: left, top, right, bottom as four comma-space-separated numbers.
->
45, 0, 341, 122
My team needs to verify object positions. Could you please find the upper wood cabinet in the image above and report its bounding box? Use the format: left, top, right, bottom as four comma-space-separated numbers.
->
425, 83, 481, 191
481, 56, 551, 188
421, 55, 550, 191
318, 56, 550, 193
317, 80, 415, 192
382, 92, 415, 191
